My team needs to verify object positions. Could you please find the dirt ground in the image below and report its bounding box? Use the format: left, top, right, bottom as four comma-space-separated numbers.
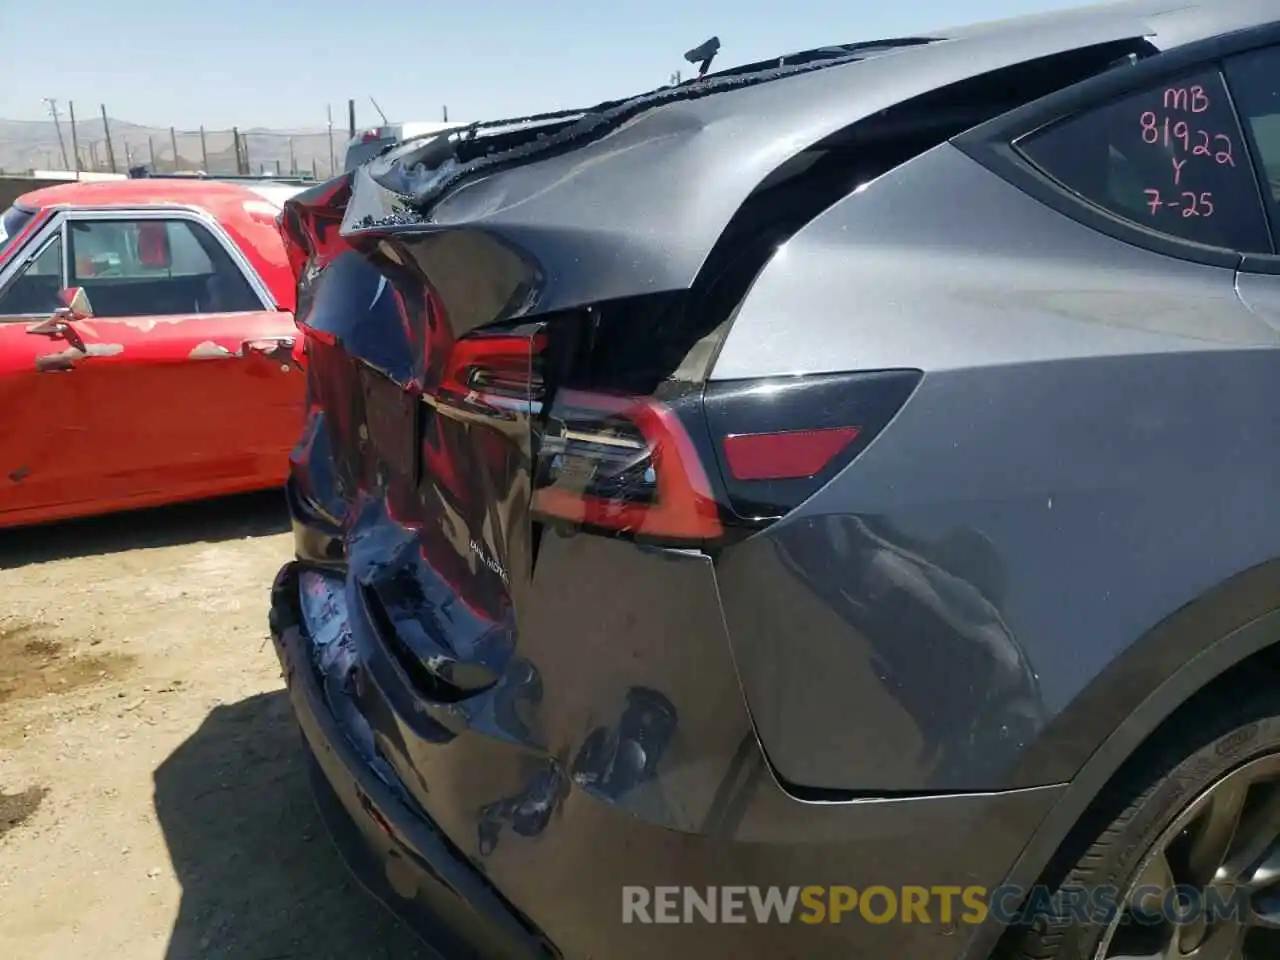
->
0, 492, 433, 959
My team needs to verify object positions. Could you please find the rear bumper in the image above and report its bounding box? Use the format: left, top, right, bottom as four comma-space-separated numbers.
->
268, 562, 556, 960
269, 550, 1069, 960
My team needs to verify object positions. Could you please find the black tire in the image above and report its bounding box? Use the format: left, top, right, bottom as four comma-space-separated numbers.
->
999, 684, 1280, 960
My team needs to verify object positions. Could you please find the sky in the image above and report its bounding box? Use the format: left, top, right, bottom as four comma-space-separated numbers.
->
2, 0, 1090, 130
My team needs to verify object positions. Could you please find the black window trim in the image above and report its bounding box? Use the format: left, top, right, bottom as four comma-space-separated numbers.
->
954, 20, 1280, 276
1222, 47, 1280, 276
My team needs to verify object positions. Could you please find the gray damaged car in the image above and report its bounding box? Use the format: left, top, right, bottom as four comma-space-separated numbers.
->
270, 1, 1280, 957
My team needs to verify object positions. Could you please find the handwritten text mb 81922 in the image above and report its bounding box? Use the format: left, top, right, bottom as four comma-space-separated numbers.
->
1140, 84, 1237, 219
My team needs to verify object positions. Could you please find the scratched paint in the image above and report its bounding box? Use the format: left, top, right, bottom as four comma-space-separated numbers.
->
107, 316, 193, 334
189, 340, 237, 360
8, 466, 30, 483
243, 339, 294, 360
34, 343, 125, 373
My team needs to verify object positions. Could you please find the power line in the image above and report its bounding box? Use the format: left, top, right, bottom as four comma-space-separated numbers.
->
41, 98, 70, 170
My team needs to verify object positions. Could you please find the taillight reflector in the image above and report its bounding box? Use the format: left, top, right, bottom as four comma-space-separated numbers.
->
722, 426, 861, 481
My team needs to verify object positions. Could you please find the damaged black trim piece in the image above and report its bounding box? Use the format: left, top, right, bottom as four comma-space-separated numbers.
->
359, 38, 939, 223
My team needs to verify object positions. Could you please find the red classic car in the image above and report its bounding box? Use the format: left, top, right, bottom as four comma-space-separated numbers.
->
0, 177, 307, 528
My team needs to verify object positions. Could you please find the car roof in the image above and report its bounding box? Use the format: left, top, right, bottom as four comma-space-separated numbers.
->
14, 178, 301, 219
929, 0, 1276, 51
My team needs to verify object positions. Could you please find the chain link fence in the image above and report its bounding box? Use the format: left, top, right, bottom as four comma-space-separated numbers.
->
1, 110, 345, 179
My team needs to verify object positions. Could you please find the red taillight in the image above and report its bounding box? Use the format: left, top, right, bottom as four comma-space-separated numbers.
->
427, 327, 541, 501
439, 331, 545, 403
722, 426, 861, 481
278, 209, 309, 286
533, 390, 723, 542
360, 129, 381, 144
279, 178, 353, 288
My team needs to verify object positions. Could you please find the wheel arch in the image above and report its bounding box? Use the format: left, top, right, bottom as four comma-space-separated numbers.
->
962, 558, 1280, 960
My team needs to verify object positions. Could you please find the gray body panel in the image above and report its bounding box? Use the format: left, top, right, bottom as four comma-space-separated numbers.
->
712, 143, 1276, 380
712, 143, 1280, 791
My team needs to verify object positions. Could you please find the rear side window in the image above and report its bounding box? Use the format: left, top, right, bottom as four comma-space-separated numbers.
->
67, 218, 262, 317
1016, 68, 1273, 253
1223, 46, 1280, 250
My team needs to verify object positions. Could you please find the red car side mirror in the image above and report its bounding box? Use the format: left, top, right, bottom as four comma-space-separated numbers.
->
59, 286, 94, 321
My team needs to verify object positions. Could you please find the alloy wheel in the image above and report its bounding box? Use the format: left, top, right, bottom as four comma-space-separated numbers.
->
1095, 754, 1280, 959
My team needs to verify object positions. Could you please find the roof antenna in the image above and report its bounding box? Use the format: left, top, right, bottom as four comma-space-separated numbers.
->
369, 96, 389, 124
684, 36, 721, 78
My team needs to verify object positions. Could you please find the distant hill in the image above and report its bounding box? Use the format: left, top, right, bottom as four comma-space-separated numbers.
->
0, 116, 342, 178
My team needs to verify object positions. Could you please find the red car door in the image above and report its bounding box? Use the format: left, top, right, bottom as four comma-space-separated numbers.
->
0, 223, 108, 522
56, 211, 302, 506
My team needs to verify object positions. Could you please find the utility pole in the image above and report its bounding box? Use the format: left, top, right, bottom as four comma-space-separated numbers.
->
326, 105, 336, 175
42, 98, 70, 170
100, 104, 117, 172
169, 126, 179, 172
148, 135, 156, 168
68, 101, 82, 174
199, 126, 209, 171
288, 137, 296, 175
442, 104, 448, 121
347, 99, 356, 139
